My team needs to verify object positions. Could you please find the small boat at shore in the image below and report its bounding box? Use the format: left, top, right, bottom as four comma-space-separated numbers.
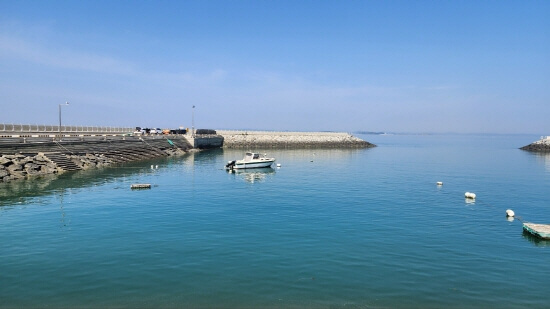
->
226, 152, 275, 170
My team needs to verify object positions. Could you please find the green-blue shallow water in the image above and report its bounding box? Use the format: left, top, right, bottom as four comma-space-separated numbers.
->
1, 134, 549, 308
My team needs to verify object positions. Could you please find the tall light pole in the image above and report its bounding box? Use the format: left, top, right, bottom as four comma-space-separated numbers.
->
59, 101, 69, 140
192, 105, 195, 137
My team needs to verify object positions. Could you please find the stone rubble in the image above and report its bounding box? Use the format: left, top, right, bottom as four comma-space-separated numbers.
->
0, 149, 185, 183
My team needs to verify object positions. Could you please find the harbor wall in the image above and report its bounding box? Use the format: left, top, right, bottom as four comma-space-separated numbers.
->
0, 128, 375, 183
0, 136, 192, 183
186, 135, 224, 149
218, 130, 375, 148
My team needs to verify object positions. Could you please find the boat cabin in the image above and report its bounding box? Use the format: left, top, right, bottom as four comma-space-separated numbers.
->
243, 152, 261, 162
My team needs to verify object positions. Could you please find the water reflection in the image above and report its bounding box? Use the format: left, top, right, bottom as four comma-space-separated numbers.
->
59, 188, 69, 229
522, 230, 550, 247
0, 147, 373, 206
230, 168, 276, 183
465, 198, 476, 205
524, 151, 550, 173
0, 155, 191, 207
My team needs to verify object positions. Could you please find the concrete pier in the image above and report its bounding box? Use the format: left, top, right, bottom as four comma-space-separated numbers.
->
218, 130, 375, 148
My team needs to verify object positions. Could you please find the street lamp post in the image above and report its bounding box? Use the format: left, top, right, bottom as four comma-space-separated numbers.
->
59, 101, 69, 140
192, 105, 195, 137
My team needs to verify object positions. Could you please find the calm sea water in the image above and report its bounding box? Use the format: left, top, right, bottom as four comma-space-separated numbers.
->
1, 134, 549, 308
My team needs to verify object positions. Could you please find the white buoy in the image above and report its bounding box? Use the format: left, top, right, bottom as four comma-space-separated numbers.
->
276, 163, 281, 168
506, 209, 515, 217
465, 192, 476, 199
151, 165, 154, 169
155, 165, 159, 169
436, 181, 443, 186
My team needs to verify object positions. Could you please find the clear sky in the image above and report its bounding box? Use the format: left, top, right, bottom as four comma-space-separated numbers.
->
1, 0, 548, 134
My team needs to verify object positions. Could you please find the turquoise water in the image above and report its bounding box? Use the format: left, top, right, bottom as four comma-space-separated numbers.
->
1, 134, 549, 308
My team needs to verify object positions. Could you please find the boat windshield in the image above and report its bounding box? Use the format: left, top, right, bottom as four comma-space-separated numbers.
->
243, 153, 254, 162
242, 152, 265, 162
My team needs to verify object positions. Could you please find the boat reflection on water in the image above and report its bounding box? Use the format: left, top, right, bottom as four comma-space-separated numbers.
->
522, 230, 550, 247
230, 167, 276, 183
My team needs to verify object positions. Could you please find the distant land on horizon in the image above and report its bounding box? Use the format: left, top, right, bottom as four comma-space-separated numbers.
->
354, 131, 545, 136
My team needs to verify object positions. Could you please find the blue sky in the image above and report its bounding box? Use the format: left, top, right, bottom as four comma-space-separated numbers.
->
1, 0, 548, 133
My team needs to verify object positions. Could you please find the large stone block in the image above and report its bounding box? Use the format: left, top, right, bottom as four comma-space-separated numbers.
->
34, 154, 48, 162
7, 164, 23, 172
0, 156, 11, 165
40, 165, 57, 174
9, 171, 26, 180
25, 163, 40, 170
26, 169, 41, 176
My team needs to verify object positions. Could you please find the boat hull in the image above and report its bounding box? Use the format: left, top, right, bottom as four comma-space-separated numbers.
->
233, 160, 274, 169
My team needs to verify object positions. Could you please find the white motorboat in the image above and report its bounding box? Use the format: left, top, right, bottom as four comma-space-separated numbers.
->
226, 152, 275, 170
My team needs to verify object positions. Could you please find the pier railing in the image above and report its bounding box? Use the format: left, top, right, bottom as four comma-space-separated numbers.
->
0, 123, 134, 134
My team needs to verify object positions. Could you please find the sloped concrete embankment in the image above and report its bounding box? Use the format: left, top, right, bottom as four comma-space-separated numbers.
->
218, 130, 376, 148
0, 137, 191, 183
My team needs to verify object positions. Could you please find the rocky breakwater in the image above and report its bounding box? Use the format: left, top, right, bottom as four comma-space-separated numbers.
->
0, 150, 188, 183
218, 130, 376, 148
0, 136, 190, 183
520, 136, 550, 152
0, 153, 61, 183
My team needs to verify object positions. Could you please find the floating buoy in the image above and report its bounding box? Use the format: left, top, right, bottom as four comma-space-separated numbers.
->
131, 184, 151, 189
276, 163, 281, 167
506, 209, 515, 217
465, 192, 476, 199
155, 165, 159, 169
151, 165, 154, 169
436, 181, 443, 186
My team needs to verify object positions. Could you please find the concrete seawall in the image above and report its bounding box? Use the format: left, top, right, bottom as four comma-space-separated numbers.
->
0, 136, 192, 183
218, 130, 375, 148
